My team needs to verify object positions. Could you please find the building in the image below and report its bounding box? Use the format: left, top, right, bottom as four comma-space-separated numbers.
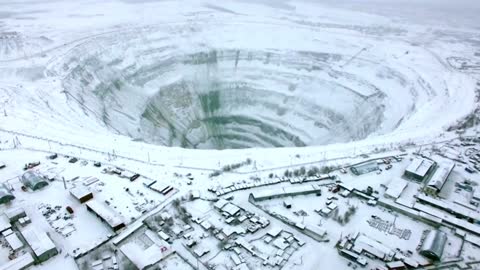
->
249, 184, 322, 202
350, 162, 379, 175
119, 230, 174, 269
86, 199, 125, 232
4, 207, 26, 223
21, 171, 48, 191
384, 180, 408, 200
425, 162, 455, 195
404, 158, 435, 181
69, 186, 93, 203
21, 227, 58, 263
419, 230, 447, 260
0, 253, 34, 270
0, 214, 12, 233
6, 232, 24, 251
0, 184, 15, 204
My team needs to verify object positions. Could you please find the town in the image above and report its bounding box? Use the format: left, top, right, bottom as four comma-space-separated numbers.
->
1, 131, 480, 270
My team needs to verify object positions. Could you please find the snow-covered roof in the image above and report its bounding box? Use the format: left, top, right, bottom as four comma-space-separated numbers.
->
120, 230, 173, 270
0, 184, 14, 202
86, 199, 124, 229
222, 203, 241, 216
384, 179, 408, 199
353, 234, 394, 260
0, 214, 11, 232
21, 226, 57, 258
420, 230, 447, 259
405, 158, 434, 178
250, 184, 322, 201
21, 171, 48, 190
5, 233, 23, 250
0, 253, 34, 270
69, 186, 92, 200
426, 161, 455, 191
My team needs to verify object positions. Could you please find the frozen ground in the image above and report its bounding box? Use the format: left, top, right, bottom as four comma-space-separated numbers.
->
0, 0, 480, 270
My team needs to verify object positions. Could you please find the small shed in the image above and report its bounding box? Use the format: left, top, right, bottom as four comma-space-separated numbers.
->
21, 171, 48, 191
0, 184, 15, 204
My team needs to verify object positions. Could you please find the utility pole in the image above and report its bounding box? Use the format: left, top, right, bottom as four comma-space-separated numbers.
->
62, 177, 67, 190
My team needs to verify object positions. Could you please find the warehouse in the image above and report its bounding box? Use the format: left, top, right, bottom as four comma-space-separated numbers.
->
0, 184, 15, 204
424, 162, 455, 195
21, 226, 58, 263
69, 186, 93, 203
21, 171, 48, 191
384, 180, 408, 200
249, 184, 322, 202
404, 158, 435, 181
86, 199, 125, 232
419, 230, 447, 260
119, 230, 174, 269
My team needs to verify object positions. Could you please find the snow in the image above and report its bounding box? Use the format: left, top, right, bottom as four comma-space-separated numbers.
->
0, 0, 479, 269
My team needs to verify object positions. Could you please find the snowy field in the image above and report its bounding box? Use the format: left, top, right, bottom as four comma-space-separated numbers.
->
0, 0, 480, 270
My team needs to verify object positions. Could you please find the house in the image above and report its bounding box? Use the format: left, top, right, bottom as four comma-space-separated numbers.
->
119, 230, 174, 270
419, 230, 447, 260
21, 171, 48, 191
69, 186, 93, 203
350, 162, 379, 175
0, 184, 15, 204
86, 199, 125, 232
404, 158, 435, 181
424, 162, 455, 195
21, 227, 58, 263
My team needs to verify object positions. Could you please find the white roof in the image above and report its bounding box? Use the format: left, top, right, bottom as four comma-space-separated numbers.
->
4, 207, 26, 220
86, 199, 124, 229
70, 186, 92, 199
0, 214, 11, 232
0, 253, 34, 270
21, 227, 57, 257
5, 233, 23, 250
405, 158, 434, 177
222, 203, 241, 216
385, 179, 408, 199
250, 184, 321, 201
119, 230, 173, 270
427, 162, 455, 191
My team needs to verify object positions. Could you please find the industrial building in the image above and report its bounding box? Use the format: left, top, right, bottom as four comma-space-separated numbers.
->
424, 162, 455, 195
21, 171, 48, 191
350, 161, 379, 175
419, 230, 447, 260
119, 230, 174, 269
384, 180, 408, 200
404, 158, 435, 181
86, 199, 125, 232
0, 184, 15, 204
69, 186, 93, 203
249, 184, 322, 202
21, 226, 58, 263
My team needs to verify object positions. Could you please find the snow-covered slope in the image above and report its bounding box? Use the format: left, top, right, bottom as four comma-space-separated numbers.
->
0, 0, 478, 152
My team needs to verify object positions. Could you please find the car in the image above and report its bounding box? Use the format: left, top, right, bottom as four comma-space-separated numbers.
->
385, 164, 393, 170
339, 168, 347, 174
130, 174, 140, 181
48, 153, 58, 160
69, 157, 78, 163
93, 161, 101, 167
0, 162, 5, 169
